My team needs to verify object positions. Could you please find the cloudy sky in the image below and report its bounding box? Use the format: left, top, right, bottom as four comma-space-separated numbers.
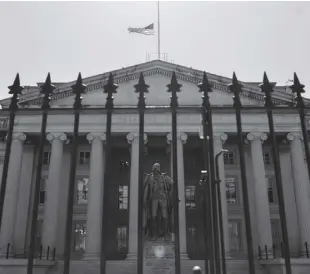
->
0, 1, 310, 99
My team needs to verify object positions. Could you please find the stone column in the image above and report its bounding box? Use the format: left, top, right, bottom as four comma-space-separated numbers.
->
42, 132, 67, 251
167, 132, 188, 258
213, 132, 231, 258
0, 132, 26, 254
287, 132, 310, 256
127, 132, 147, 259
84, 132, 106, 260
246, 132, 273, 254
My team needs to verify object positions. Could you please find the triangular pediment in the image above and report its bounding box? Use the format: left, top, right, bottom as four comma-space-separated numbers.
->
0, 60, 296, 108
48, 73, 264, 107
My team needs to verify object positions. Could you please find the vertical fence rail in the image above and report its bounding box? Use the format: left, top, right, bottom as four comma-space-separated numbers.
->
0, 74, 23, 231
290, 73, 310, 181
199, 72, 221, 274
199, 72, 215, 274
229, 73, 256, 274
27, 74, 54, 274
63, 73, 86, 274
135, 73, 148, 274
201, 126, 211, 274
100, 73, 117, 274
215, 152, 227, 274
260, 72, 291, 274
167, 72, 181, 274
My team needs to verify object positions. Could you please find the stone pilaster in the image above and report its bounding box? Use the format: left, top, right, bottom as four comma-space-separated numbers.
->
127, 132, 147, 259
213, 132, 231, 258
287, 132, 310, 256
0, 132, 26, 254
42, 132, 67, 251
167, 132, 188, 258
246, 132, 273, 254
84, 132, 106, 260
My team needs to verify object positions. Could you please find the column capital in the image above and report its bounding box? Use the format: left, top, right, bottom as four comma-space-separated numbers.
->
214, 133, 228, 144
46, 132, 68, 143
287, 132, 303, 141
166, 132, 188, 144
86, 132, 106, 144
126, 132, 148, 145
246, 132, 268, 143
12, 132, 27, 142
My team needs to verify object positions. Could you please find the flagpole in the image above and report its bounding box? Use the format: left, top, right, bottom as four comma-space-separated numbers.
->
157, 1, 160, 60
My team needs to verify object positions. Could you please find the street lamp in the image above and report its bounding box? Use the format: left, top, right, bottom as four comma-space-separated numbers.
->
215, 149, 229, 274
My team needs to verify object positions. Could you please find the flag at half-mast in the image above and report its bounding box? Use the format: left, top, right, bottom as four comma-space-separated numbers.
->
128, 23, 154, 35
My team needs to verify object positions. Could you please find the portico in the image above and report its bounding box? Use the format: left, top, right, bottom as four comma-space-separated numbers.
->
0, 60, 309, 274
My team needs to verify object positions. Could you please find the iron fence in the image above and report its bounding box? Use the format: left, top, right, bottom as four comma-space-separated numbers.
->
0, 70, 309, 274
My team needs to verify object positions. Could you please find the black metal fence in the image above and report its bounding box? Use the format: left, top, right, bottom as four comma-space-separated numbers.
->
0, 70, 309, 274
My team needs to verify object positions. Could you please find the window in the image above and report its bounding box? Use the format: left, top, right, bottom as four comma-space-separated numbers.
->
188, 227, 196, 236
118, 186, 128, 210
43, 151, 51, 165
185, 186, 196, 209
73, 222, 87, 252
119, 160, 130, 172
225, 177, 237, 204
117, 227, 127, 252
266, 177, 276, 204
35, 220, 43, 252
223, 151, 235, 165
263, 151, 271, 165
79, 151, 90, 165
40, 177, 47, 204
271, 219, 282, 250
76, 177, 89, 204
228, 220, 242, 251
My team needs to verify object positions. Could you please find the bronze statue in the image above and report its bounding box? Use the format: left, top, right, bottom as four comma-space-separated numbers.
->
143, 163, 174, 241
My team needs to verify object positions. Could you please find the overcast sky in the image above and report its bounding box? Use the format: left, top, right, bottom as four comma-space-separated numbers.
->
0, 1, 310, 99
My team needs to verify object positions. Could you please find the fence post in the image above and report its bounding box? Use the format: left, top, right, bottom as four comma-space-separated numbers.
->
52, 248, 56, 260
258, 246, 261, 260
6, 243, 10, 259
229, 73, 255, 274
63, 73, 86, 274
265, 245, 268, 259
260, 73, 291, 274
39, 245, 42, 260
305, 242, 309, 258
46, 246, 50, 260
272, 244, 276, 259
280, 242, 284, 258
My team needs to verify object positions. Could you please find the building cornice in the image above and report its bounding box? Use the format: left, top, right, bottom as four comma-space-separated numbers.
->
0, 60, 303, 107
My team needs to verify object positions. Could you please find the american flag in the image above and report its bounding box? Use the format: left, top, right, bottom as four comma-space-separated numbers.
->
128, 23, 154, 35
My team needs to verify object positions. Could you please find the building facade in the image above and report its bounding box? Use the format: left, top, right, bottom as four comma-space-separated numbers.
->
0, 60, 309, 274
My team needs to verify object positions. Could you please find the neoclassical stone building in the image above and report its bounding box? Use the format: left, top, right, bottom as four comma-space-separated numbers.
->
0, 60, 309, 274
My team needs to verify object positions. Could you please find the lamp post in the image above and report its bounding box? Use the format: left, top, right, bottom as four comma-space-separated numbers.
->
215, 149, 229, 274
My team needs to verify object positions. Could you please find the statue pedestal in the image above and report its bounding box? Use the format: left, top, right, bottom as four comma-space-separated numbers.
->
144, 241, 175, 274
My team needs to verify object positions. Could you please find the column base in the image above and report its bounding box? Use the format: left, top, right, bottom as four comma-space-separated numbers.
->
83, 253, 100, 261
180, 252, 189, 260
299, 251, 310, 258
126, 253, 137, 260
222, 252, 233, 260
